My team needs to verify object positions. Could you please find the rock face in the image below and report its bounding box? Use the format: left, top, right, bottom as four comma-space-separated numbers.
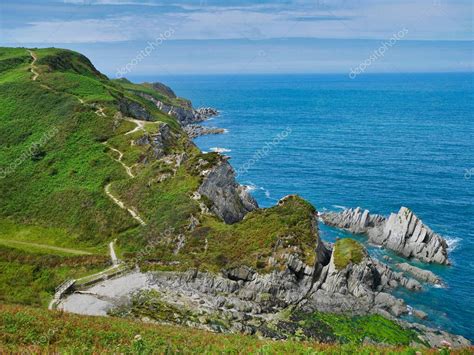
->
378, 207, 449, 264
133, 123, 175, 160
396, 263, 442, 285
137, 93, 217, 127
321, 207, 450, 265
198, 160, 258, 224
118, 98, 152, 121
184, 124, 226, 138
321, 207, 385, 234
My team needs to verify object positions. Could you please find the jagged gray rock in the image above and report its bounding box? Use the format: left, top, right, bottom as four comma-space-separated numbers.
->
378, 207, 449, 264
196, 107, 219, 117
184, 124, 225, 138
118, 98, 152, 121
321, 207, 450, 265
198, 160, 258, 224
320, 207, 385, 234
133, 123, 174, 160
137, 93, 217, 127
396, 263, 442, 285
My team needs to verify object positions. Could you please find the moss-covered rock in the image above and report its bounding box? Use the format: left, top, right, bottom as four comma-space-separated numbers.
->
333, 238, 366, 270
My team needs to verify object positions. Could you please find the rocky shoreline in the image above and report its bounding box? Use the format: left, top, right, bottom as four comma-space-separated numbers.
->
58, 80, 470, 348
321, 207, 450, 264
58, 219, 470, 347
183, 124, 226, 138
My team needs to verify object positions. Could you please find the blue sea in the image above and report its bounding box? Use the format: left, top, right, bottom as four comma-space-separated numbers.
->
135, 73, 474, 340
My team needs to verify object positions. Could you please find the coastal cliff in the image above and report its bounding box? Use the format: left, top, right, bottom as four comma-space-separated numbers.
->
0, 47, 470, 350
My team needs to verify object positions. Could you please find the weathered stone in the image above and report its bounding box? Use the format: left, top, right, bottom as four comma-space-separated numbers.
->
396, 263, 442, 285
198, 161, 258, 224
118, 98, 152, 121
321, 207, 450, 265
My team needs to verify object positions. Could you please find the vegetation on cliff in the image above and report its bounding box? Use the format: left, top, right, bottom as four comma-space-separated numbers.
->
333, 238, 366, 270
1, 304, 452, 354
0, 47, 321, 304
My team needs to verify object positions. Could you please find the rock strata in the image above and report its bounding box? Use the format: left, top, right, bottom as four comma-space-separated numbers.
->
133, 123, 175, 161
321, 207, 450, 265
320, 207, 385, 234
396, 263, 442, 285
198, 160, 258, 224
137, 93, 218, 127
184, 124, 225, 138
118, 98, 152, 121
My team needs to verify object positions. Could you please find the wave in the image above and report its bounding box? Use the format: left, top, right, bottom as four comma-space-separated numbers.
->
210, 147, 231, 153
332, 204, 347, 210
445, 236, 461, 251
242, 183, 257, 192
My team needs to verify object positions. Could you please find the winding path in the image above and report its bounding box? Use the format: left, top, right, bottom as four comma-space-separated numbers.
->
125, 119, 146, 135
27, 50, 39, 81
103, 142, 134, 178
104, 183, 146, 226
109, 240, 119, 265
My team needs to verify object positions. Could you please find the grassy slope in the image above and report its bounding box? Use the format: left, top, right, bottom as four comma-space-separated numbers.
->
0, 46, 322, 306
1, 304, 456, 354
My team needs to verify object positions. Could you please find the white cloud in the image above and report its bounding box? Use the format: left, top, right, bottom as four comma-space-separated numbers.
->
5, 18, 132, 43
4, 0, 473, 44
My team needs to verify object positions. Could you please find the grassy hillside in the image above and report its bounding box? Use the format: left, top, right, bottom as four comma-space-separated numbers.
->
0, 46, 322, 306
1, 304, 458, 354
0, 46, 471, 352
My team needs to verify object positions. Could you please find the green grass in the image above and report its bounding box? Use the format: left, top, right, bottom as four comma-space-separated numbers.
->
0, 219, 102, 254
0, 245, 108, 306
296, 312, 423, 346
0, 304, 450, 354
333, 238, 366, 270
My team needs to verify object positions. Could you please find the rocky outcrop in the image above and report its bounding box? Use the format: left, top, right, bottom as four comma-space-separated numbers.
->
377, 207, 449, 265
321, 207, 450, 265
118, 98, 152, 121
196, 107, 219, 117
184, 124, 225, 138
150, 82, 177, 98
198, 160, 258, 224
320, 207, 385, 234
60, 238, 469, 348
133, 123, 175, 161
396, 263, 442, 285
137, 93, 217, 127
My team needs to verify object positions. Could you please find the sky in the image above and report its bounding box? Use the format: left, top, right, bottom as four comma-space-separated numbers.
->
0, 0, 473, 76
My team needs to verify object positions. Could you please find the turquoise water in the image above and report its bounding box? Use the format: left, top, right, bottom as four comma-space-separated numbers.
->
134, 73, 474, 340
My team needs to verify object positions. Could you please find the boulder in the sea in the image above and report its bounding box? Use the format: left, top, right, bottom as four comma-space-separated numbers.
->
321, 207, 450, 265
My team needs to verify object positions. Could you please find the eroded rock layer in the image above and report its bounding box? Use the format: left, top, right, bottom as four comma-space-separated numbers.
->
321, 207, 450, 264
